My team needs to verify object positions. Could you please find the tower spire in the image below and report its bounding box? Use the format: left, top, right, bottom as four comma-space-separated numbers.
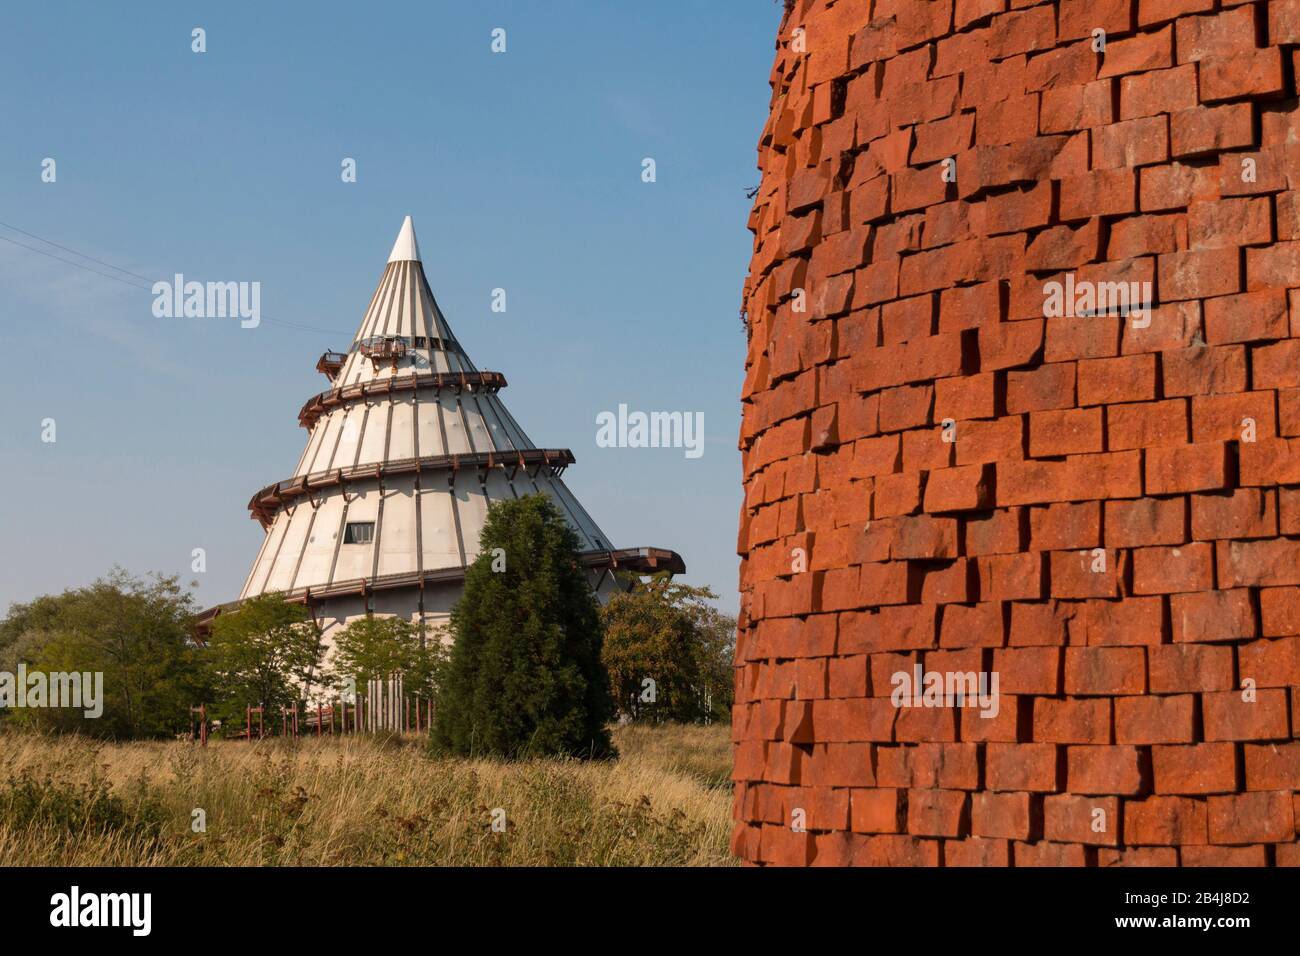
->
387, 215, 421, 263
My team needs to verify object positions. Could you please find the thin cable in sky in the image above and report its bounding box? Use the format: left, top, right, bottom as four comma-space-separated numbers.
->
0, 220, 346, 335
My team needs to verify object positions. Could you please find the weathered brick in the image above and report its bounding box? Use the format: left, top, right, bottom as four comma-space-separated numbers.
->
956, 417, 1024, 465
1152, 743, 1238, 795
1104, 496, 1187, 548
1131, 542, 1215, 594
1175, 4, 1257, 63
1098, 846, 1180, 866
1140, 159, 1219, 211
907, 788, 970, 837
850, 788, 906, 834
1034, 697, 1113, 744
1254, 340, 1300, 389
938, 599, 1008, 649
1010, 600, 1075, 647
1092, 115, 1170, 169
1120, 65, 1198, 119
963, 507, 1027, 556
1238, 636, 1300, 687
1203, 688, 1291, 741
1030, 501, 1101, 550
1067, 745, 1147, 794
1060, 167, 1137, 221
987, 742, 1061, 792
1106, 399, 1189, 449
1190, 197, 1273, 253
1099, 27, 1173, 79
1217, 537, 1300, 587
1158, 248, 1243, 301
1207, 791, 1295, 844
1077, 596, 1167, 647
1006, 362, 1077, 413
1170, 588, 1256, 643
1170, 103, 1255, 158
1260, 586, 1300, 636
971, 791, 1036, 841
924, 463, 996, 513
1247, 241, 1300, 290
1077, 354, 1157, 406
1013, 840, 1089, 866
1064, 647, 1146, 696
1051, 548, 1123, 599
1181, 844, 1269, 866
1144, 441, 1231, 495
1044, 794, 1122, 845
1115, 694, 1196, 744
1162, 345, 1247, 397
978, 318, 1044, 371
1243, 742, 1300, 790
1124, 796, 1208, 844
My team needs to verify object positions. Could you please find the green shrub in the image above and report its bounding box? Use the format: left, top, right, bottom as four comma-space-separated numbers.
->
0, 768, 166, 846
433, 494, 613, 758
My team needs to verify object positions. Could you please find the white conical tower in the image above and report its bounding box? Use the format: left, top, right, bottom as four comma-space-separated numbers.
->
201, 217, 682, 644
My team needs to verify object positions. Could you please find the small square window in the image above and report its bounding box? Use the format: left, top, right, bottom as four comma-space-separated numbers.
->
343, 522, 375, 544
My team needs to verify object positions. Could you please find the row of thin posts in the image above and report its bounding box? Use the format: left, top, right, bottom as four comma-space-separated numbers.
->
345, 685, 432, 733
188, 678, 431, 745
366, 674, 404, 732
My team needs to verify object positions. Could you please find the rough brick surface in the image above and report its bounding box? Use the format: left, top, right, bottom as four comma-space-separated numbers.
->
735, 0, 1300, 866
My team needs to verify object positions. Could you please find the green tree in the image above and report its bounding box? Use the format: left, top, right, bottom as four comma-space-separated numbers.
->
328, 615, 447, 701
601, 575, 735, 723
433, 493, 614, 758
206, 593, 322, 725
0, 568, 206, 738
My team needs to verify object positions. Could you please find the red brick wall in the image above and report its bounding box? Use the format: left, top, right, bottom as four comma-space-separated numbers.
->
734, 0, 1300, 866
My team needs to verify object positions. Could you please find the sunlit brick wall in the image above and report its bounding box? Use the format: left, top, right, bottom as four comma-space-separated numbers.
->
734, 0, 1300, 866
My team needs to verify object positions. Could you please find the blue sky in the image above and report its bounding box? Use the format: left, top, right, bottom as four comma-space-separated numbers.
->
0, 1, 780, 616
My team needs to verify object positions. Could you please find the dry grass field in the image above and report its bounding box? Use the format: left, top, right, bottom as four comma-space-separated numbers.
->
0, 722, 735, 866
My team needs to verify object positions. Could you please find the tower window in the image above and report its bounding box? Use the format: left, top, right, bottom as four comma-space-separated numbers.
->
343, 522, 375, 544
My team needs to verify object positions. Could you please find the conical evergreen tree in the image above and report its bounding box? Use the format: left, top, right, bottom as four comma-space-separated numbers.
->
432, 493, 614, 758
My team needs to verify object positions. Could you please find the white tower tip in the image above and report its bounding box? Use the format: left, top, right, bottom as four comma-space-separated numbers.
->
387, 215, 422, 263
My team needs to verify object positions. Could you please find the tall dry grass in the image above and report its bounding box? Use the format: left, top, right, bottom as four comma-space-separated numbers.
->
0, 722, 735, 866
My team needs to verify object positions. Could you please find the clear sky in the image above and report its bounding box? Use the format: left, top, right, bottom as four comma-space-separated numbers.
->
0, 1, 782, 616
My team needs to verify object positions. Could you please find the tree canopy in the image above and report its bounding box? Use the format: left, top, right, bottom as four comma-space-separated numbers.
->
0, 568, 206, 738
206, 592, 322, 723
601, 575, 735, 723
328, 614, 447, 702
